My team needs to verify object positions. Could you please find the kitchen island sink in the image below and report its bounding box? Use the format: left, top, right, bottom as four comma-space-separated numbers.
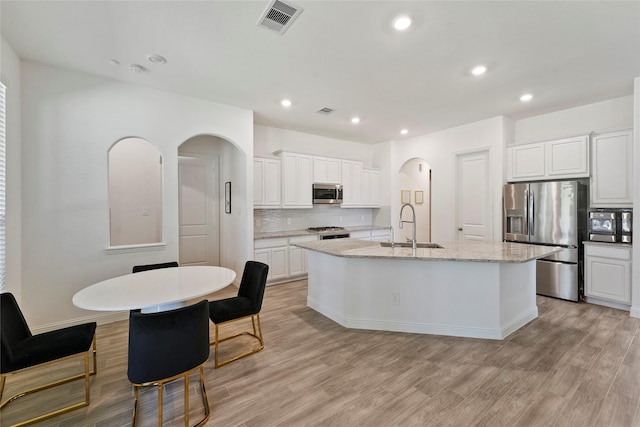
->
379, 241, 443, 249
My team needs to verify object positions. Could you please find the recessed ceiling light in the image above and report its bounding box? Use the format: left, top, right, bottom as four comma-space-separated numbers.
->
400, 129, 409, 135
393, 15, 412, 31
146, 54, 167, 64
351, 117, 360, 124
281, 99, 292, 107
108, 59, 120, 66
471, 65, 487, 76
520, 93, 533, 102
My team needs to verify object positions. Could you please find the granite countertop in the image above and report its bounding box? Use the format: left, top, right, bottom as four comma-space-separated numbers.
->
293, 238, 561, 263
254, 225, 390, 240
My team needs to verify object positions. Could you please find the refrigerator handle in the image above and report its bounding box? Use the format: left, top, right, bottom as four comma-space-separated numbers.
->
523, 189, 529, 235
529, 190, 535, 235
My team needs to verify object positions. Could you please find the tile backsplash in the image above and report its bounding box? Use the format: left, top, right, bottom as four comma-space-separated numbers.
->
254, 205, 389, 232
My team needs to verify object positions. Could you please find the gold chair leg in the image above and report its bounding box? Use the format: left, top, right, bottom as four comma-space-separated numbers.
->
211, 314, 265, 368
0, 345, 95, 427
197, 366, 211, 427
158, 380, 164, 427
132, 386, 139, 427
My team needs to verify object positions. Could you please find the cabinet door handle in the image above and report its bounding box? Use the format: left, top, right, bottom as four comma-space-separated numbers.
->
458, 227, 463, 231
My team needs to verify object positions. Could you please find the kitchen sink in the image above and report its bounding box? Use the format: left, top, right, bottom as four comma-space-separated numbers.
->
379, 242, 443, 249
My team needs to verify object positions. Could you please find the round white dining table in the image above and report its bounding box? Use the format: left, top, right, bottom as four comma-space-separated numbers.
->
73, 266, 236, 313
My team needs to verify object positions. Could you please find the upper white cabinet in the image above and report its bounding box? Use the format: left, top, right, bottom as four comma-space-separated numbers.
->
312, 156, 341, 184
341, 159, 363, 207
507, 135, 589, 182
361, 168, 381, 207
590, 129, 633, 207
507, 142, 545, 180
546, 136, 590, 178
279, 152, 313, 208
253, 157, 281, 208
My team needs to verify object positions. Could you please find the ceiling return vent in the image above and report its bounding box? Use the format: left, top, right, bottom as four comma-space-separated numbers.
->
316, 107, 334, 115
257, 0, 303, 35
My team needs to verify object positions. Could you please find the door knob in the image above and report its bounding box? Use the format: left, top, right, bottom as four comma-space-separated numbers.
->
457, 227, 463, 231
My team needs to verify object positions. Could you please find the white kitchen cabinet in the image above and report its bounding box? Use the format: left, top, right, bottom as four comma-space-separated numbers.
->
585, 243, 632, 309
312, 156, 341, 184
361, 168, 381, 207
341, 159, 363, 207
288, 235, 318, 277
279, 152, 313, 208
254, 235, 317, 284
546, 136, 589, 178
350, 230, 372, 240
590, 129, 633, 207
253, 157, 281, 208
254, 246, 288, 282
508, 142, 545, 181
507, 135, 589, 182
370, 228, 391, 242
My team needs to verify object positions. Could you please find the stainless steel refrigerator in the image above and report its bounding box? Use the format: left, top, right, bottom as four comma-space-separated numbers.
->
503, 180, 588, 302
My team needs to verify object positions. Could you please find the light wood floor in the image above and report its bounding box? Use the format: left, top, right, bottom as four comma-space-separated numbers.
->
3, 279, 640, 427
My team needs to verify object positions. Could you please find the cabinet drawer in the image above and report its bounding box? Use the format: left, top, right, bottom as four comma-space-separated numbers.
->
289, 235, 318, 244
254, 237, 289, 249
585, 245, 631, 260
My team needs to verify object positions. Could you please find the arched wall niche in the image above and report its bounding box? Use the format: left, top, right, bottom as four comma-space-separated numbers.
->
397, 157, 432, 242
108, 137, 163, 247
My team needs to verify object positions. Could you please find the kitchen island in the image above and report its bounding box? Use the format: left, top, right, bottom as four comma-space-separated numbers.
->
293, 239, 560, 340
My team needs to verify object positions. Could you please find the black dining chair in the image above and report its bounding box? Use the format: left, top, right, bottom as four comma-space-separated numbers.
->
127, 300, 210, 427
0, 292, 97, 426
208, 261, 269, 368
132, 261, 179, 273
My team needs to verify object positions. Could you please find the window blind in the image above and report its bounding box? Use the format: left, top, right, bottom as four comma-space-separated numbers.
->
0, 82, 6, 292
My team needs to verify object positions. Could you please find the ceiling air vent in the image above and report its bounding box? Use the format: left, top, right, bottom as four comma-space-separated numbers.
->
316, 107, 334, 115
257, 0, 303, 35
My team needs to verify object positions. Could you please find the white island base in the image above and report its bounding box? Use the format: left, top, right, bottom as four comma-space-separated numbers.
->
306, 251, 538, 340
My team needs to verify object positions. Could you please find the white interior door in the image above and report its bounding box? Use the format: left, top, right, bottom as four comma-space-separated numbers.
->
456, 149, 491, 241
178, 156, 219, 265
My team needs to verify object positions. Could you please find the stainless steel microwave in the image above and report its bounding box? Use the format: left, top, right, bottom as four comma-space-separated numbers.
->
312, 183, 343, 204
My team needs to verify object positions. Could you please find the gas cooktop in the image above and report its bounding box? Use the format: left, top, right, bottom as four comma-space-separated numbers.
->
307, 226, 346, 232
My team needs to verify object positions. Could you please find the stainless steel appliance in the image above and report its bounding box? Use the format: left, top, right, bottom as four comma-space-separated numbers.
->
621, 212, 632, 243
312, 183, 343, 204
308, 226, 350, 239
587, 209, 633, 243
503, 180, 588, 302
588, 211, 616, 242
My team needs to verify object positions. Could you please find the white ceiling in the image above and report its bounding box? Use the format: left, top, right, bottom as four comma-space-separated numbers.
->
2, 1, 639, 144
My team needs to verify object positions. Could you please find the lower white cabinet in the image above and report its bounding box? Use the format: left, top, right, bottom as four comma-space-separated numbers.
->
254, 235, 318, 284
584, 243, 632, 309
254, 237, 288, 282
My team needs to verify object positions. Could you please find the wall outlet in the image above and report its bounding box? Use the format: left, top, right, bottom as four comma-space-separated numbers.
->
255, 219, 261, 227
392, 292, 400, 305
142, 207, 150, 216
287, 218, 291, 225
339, 216, 343, 223
361, 215, 365, 222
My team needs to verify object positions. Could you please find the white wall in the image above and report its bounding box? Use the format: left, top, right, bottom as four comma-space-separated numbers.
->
514, 95, 634, 143
0, 37, 22, 300
389, 116, 510, 243
20, 61, 253, 329
254, 124, 373, 165
631, 78, 640, 319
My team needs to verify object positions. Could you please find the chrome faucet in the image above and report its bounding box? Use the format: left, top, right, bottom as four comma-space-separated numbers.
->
399, 203, 417, 254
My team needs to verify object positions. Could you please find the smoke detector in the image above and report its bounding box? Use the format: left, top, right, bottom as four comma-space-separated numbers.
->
257, 0, 303, 35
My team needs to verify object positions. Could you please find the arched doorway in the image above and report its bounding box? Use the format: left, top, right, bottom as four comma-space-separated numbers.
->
398, 158, 431, 242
